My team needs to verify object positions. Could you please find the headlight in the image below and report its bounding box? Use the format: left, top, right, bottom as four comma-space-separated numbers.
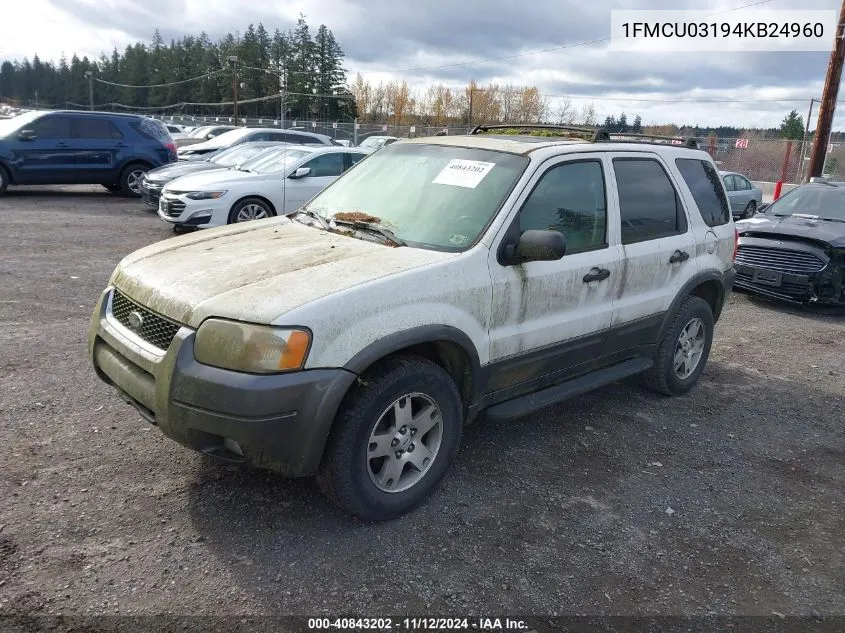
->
194, 319, 311, 373
184, 190, 227, 200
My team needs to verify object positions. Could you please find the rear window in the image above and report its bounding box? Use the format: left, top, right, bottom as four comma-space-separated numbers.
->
675, 158, 730, 226
130, 118, 170, 141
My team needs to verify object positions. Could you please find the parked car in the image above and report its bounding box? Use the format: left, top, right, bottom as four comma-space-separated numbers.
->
0, 110, 177, 196
174, 125, 238, 149
734, 180, 845, 305
177, 128, 335, 161
357, 135, 399, 152
140, 141, 283, 208
88, 128, 736, 520
720, 171, 763, 219
158, 145, 367, 229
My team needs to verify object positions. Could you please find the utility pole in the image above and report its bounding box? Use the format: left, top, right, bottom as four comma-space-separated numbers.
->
84, 71, 93, 110
807, 0, 845, 179
797, 98, 817, 182
228, 56, 239, 122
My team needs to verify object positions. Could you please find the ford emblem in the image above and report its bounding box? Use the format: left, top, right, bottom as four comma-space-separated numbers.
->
127, 311, 144, 331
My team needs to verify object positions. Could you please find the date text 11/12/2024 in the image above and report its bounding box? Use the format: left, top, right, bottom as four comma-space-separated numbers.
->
307, 617, 534, 631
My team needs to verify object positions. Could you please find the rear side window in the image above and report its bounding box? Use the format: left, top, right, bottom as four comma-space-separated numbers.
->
130, 118, 170, 141
613, 158, 688, 244
675, 158, 730, 227
71, 118, 123, 139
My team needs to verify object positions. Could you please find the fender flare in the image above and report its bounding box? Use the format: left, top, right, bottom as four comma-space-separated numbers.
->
659, 270, 729, 341
343, 325, 484, 399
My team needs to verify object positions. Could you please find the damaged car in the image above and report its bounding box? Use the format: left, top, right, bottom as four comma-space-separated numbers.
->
734, 180, 845, 305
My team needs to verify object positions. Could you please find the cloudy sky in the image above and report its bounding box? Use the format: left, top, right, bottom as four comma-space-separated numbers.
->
0, 0, 842, 128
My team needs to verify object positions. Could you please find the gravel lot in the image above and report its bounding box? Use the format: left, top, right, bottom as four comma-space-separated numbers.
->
0, 187, 843, 621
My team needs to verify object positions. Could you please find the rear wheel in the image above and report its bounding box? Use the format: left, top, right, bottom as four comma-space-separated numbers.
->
227, 197, 275, 224
316, 356, 463, 521
742, 200, 756, 219
643, 296, 714, 396
119, 163, 149, 197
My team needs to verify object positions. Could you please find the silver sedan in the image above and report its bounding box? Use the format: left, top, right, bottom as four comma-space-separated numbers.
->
720, 171, 763, 220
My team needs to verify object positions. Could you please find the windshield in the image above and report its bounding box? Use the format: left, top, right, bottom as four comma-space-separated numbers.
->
188, 126, 213, 138
359, 137, 387, 150
210, 143, 271, 167
241, 147, 311, 174
763, 185, 845, 222
194, 128, 251, 149
0, 110, 45, 138
304, 143, 529, 251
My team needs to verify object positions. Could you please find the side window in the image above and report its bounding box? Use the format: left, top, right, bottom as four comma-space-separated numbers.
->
70, 119, 123, 139
675, 158, 731, 227
518, 160, 607, 255
737, 176, 751, 191
348, 152, 367, 167
303, 153, 345, 177
30, 116, 71, 139
723, 175, 736, 192
249, 132, 270, 142
613, 157, 688, 244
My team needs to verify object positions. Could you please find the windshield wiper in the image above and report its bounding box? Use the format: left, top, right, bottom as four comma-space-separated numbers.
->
330, 219, 407, 247
294, 208, 330, 230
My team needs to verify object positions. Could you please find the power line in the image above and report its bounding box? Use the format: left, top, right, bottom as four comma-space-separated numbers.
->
354, 0, 775, 75
93, 69, 225, 89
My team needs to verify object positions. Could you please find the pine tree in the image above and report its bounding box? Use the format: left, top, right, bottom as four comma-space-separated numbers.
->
779, 110, 804, 140
632, 114, 642, 133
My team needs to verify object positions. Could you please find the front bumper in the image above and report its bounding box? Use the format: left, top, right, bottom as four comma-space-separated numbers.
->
88, 287, 357, 476
157, 195, 227, 228
734, 264, 843, 304
140, 179, 164, 208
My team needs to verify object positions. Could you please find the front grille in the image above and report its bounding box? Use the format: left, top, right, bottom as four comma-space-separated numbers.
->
142, 188, 161, 206
160, 197, 186, 218
735, 245, 825, 275
110, 290, 181, 351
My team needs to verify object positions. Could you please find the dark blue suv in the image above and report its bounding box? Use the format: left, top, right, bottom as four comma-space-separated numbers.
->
0, 110, 178, 197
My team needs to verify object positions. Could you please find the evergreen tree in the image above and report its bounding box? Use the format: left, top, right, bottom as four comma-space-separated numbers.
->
632, 115, 642, 133
779, 109, 804, 140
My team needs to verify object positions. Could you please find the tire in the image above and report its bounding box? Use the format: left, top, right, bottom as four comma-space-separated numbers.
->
172, 224, 193, 235
119, 163, 149, 198
102, 184, 122, 193
0, 164, 9, 196
643, 296, 714, 397
227, 197, 275, 224
316, 355, 464, 521
742, 200, 756, 219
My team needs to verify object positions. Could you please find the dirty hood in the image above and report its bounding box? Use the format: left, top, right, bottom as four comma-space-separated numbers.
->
737, 214, 845, 247
110, 218, 455, 328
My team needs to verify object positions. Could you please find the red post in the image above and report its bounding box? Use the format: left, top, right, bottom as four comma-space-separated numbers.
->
773, 140, 793, 201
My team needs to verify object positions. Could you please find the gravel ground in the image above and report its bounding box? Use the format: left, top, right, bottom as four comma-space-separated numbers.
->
0, 186, 843, 621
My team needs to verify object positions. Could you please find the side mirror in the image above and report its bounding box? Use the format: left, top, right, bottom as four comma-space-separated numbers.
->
18, 129, 36, 141
757, 203, 769, 213
289, 167, 311, 179
502, 230, 566, 265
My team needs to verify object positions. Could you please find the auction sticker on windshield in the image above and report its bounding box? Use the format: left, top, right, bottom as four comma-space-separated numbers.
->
433, 159, 495, 188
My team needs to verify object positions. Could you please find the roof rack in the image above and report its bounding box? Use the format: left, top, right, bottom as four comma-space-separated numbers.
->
602, 132, 699, 149
469, 124, 699, 149
469, 124, 609, 142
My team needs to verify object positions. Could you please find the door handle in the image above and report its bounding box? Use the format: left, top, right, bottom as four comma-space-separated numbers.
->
56, 142, 68, 147
669, 250, 690, 264
583, 267, 611, 283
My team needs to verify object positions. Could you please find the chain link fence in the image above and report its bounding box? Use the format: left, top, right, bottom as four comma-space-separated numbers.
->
151, 114, 845, 184
151, 114, 471, 143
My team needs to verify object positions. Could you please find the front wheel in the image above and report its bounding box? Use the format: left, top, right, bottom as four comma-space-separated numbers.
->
0, 165, 8, 196
742, 200, 757, 219
643, 296, 714, 396
316, 356, 463, 521
227, 197, 275, 224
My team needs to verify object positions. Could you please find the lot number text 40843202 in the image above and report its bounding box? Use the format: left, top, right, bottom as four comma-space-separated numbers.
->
307, 617, 532, 630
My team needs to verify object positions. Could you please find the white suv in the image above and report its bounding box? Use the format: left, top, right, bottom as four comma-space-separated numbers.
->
88, 125, 737, 521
